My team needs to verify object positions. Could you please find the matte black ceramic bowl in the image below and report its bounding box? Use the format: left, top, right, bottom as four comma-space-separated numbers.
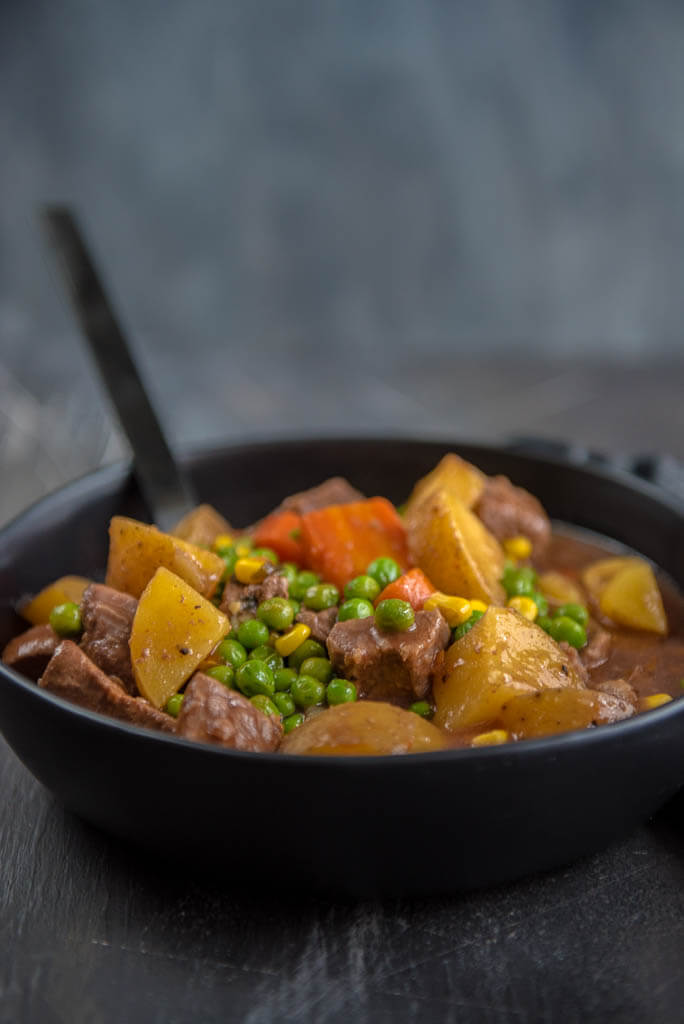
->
1, 438, 683, 896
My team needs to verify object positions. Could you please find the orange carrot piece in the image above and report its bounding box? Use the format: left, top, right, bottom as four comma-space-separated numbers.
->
300, 498, 410, 591
375, 568, 436, 611
252, 511, 306, 565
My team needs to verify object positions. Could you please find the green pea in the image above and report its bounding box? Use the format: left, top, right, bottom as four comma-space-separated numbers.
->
549, 616, 587, 649
49, 601, 82, 637
165, 693, 184, 718
287, 598, 301, 617
288, 638, 326, 670
409, 700, 433, 719
556, 603, 589, 627
302, 583, 339, 611
274, 667, 298, 692
289, 571, 320, 600
532, 591, 549, 617
251, 649, 284, 673
250, 694, 280, 717
257, 597, 295, 631
326, 678, 357, 705
273, 692, 296, 717
375, 598, 415, 632
252, 546, 279, 564
291, 674, 326, 709
338, 598, 374, 621
344, 574, 381, 602
237, 618, 270, 650
280, 563, 299, 585
235, 660, 275, 697
249, 643, 274, 661
207, 664, 235, 687
283, 712, 304, 734
536, 615, 553, 635
299, 657, 333, 684
502, 565, 537, 598
217, 638, 247, 669
452, 609, 484, 641
219, 547, 238, 579
366, 557, 401, 588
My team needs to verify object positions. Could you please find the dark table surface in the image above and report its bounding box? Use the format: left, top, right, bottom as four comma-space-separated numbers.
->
2, 356, 684, 1023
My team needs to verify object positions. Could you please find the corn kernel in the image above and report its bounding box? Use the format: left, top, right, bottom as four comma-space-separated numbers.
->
234, 557, 268, 584
275, 623, 311, 656
212, 533, 234, 551
507, 595, 538, 621
234, 539, 253, 557
503, 535, 533, 561
469, 599, 488, 614
424, 592, 472, 626
471, 729, 509, 747
640, 693, 673, 711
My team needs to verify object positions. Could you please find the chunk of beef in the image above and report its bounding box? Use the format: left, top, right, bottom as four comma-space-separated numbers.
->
275, 477, 364, 516
581, 627, 611, 671
40, 640, 175, 733
2, 624, 59, 682
594, 678, 638, 708
327, 609, 450, 704
219, 569, 289, 626
475, 475, 551, 557
176, 672, 283, 751
558, 642, 590, 686
296, 607, 338, 645
80, 583, 138, 694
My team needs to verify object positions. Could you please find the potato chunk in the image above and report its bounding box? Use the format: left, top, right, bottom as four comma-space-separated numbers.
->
129, 567, 228, 708
582, 556, 667, 634
20, 575, 91, 626
537, 571, 585, 608
172, 504, 233, 548
433, 607, 585, 732
406, 453, 486, 513
405, 489, 505, 604
498, 688, 635, 740
281, 701, 447, 756
106, 516, 225, 599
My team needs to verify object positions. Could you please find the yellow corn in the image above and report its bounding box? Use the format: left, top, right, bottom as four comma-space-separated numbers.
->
234, 557, 268, 584
471, 729, 509, 747
424, 592, 472, 626
275, 622, 311, 656
469, 599, 488, 614
503, 535, 533, 561
234, 539, 254, 557
212, 533, 234, 552
640, 693, 673, 711
507, 595, 538, 621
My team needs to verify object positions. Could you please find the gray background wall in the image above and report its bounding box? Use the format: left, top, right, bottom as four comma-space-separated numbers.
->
1, 0, 683, 523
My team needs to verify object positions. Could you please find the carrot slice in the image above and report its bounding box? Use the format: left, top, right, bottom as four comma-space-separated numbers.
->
300, 498, 410, 591
375, 568, 436, 611
252, 511, 306, 565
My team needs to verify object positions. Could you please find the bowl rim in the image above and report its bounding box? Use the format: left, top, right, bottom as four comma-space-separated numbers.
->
1, 434, 683, 770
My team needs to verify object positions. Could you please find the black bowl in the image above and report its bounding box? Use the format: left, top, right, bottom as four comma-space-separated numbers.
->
1, 438, 683, 896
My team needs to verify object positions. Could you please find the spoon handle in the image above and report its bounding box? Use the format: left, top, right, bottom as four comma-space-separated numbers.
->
40, 205, 197, 532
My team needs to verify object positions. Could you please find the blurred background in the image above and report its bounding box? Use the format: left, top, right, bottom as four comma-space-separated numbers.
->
2, 0, 684, 525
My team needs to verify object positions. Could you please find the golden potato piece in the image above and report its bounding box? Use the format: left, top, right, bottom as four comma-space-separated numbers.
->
405, 489, 505, 604
281, 701, 447, 756
20, 576, 91, 625
433, 606, 585, 733
130, 567, 229, 708
537, 571, 585, 608
172, 504, 233, 548
599, 561, 667, 634
407, 453, 486, 514
106, 516, 225, 599
498, 687, 635, 740
581, 557, 639, 601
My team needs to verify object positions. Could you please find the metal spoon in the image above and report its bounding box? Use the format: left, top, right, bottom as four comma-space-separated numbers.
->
39, 205, 197, 532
